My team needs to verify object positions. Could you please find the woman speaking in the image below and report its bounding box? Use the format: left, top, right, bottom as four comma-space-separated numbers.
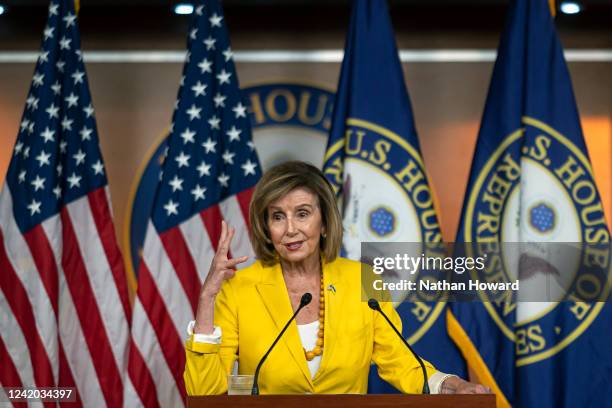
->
184, 161, 489, 395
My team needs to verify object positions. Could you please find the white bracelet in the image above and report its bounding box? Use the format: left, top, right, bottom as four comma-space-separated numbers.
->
428, 372, 458, 394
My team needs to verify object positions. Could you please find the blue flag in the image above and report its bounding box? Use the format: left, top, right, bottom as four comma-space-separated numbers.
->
451, 0, 612, 407
322, 0, 466, 392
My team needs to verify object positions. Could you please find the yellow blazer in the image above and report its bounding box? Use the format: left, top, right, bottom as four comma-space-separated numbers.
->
184, 257, 436, 395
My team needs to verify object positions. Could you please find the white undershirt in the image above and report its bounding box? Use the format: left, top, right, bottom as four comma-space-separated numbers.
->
296, 320, 321, 379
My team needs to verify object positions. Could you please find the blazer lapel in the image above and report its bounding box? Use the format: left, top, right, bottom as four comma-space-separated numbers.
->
313, 259, 347, 382
255, 263, 314, 388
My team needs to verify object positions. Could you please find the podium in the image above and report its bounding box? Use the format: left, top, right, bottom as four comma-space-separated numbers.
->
187, 394, 496, 408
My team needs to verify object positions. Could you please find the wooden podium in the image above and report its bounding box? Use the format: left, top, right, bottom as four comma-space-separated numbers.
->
187, 394, 496, 408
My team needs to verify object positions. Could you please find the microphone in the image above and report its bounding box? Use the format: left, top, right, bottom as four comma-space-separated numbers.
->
368, 298, 430, 394
251, 292, 312, 395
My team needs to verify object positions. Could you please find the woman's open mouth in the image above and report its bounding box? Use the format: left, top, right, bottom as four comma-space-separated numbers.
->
285, 241, 303, 251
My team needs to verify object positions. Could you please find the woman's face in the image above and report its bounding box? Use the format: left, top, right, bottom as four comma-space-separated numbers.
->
267, 187, 326, 265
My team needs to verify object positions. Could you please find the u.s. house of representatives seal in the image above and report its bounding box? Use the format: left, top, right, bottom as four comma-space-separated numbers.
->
463, 116, 610, 366
324, 118, 446, 344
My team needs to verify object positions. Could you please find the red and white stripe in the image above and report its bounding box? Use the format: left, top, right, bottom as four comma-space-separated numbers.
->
126, 189, 254, 407
0, 186, 130, 408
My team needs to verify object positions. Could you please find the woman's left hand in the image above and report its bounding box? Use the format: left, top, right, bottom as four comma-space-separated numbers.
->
440, 376, 492, 394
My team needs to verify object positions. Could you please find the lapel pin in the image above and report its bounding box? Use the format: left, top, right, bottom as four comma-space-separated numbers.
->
327, 284, 336, 294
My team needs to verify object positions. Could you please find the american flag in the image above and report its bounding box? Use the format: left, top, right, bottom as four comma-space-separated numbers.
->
125, 1, 261, 406
0, 0, 131, 407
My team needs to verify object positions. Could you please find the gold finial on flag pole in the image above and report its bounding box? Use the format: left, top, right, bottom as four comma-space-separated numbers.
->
75, 0, 80, 15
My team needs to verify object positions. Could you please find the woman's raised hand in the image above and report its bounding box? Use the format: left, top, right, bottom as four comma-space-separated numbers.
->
194, 221, 249, 334
200, 220, 249, 299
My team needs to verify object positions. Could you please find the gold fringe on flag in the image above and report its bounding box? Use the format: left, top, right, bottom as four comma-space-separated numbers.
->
549, 0, 557, 17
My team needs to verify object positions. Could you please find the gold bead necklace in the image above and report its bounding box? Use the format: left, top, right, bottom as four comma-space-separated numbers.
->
304, 278, 324, 361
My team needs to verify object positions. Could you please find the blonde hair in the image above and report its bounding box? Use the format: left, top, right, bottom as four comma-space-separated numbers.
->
249, 161, 342, 265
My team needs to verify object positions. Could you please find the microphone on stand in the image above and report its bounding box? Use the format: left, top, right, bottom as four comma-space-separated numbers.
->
251, 292, 312, 395
368, 298, 430, 394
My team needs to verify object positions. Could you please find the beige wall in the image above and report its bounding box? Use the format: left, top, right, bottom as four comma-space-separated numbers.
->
1, 54, 610, 251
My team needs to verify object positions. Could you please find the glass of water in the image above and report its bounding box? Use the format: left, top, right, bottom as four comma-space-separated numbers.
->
227, 374, 254, 395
